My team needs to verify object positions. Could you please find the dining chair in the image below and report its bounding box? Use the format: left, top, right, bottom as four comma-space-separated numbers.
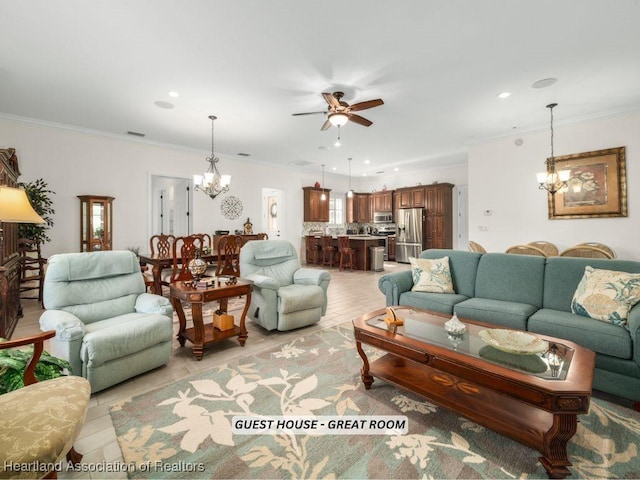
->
321, 235, 337, 267
338, 236, 356, 271
468, 240, 487, 253
559, 245, 615, 259
505, 244, 547, 257
148, 234, 176, 293
18, 238, 47, 307
171, 235, 206, 282
576, 242, 616, 259
527, 240, 559, 257
216, 234, 243, 277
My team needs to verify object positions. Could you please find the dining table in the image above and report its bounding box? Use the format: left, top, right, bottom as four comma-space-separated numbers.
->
138, 250, 220, 294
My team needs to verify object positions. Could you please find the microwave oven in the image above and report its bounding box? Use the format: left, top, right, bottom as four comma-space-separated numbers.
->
373, 211, 393, 223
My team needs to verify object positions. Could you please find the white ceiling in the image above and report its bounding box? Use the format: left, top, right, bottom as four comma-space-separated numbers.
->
2, 0, 640, 178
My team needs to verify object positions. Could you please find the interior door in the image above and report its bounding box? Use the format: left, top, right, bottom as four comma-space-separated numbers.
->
262, 188, 282, 239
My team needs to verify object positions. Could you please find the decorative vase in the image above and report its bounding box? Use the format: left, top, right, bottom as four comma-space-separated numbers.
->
444, 312, 466, 336
188, 249, 207, 282
314, 181, 320, 188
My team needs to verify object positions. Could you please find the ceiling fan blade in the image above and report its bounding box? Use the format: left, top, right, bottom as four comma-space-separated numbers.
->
350, 99, 384, 112
322, 92, 341, 108
320, 118, 333, 131
292, 111, 327, 116
348, 114, 373, 127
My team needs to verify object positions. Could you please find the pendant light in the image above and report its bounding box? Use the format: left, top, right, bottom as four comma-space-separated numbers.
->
536, 103, 570, 194
320, 164, 327, 201
347, 157, 353, 198
193, 115, 231, 200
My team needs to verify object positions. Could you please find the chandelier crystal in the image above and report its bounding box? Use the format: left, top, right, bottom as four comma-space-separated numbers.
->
537, 103, 570, 194
194, 115, 231, 199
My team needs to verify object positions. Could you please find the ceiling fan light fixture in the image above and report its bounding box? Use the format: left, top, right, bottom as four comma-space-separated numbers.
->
328, 112, 349, 127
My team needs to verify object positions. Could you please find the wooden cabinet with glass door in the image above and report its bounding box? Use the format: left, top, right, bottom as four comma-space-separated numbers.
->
78, 195, 114, 252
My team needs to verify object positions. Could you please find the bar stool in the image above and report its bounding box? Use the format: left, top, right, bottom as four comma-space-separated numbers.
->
338, 236, 356, 271
321, 235, 337, 267
305, 235, 321, 265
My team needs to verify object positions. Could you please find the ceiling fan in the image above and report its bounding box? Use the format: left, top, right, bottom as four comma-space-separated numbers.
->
292, 91, 384, 130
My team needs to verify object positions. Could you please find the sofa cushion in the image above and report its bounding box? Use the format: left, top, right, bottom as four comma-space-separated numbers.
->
454, 298, 537, 330
571, 267, 640, 326
81, 312, 173, 367
419, 249, 481, 298
278, 284, 324, 314
399, 291, 468, 315
409, 256, 454, 293
528, 308, 632, 360
543, 257, 640, 312
474, 253, 545, 308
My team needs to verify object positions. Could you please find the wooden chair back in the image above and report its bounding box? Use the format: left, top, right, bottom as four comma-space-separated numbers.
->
576, 242, 616, 258
216, 234, 243, 277
505, 244, 547, 257
171, 235, 205, 282
192, 233, 213, 252
149, 234, 175, 258
527, 241, 559, 257
18, 238, 47, 306
559, 245, 614, 259
468, 241, 487, 253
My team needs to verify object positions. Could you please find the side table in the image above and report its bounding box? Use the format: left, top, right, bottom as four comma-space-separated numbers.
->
170, 278, 253, 360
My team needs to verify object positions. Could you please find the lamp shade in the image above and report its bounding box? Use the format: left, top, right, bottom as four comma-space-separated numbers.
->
0, 186, 46, 223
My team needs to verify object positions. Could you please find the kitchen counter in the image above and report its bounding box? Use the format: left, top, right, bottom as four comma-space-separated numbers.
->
303, 235, 387, 271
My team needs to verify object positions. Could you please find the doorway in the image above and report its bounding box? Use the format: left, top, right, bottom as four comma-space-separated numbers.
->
262, 188, 283, 240
150, 175, 192, 237
456, 185, 469, 250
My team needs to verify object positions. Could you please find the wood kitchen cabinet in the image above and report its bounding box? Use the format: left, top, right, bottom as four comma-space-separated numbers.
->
346, 193, 370, 223
424, 183, 453, 249
371, 191, 393, 213
388, 235, 396, 261
303, 186, 331, 222
397, 187, 425, 208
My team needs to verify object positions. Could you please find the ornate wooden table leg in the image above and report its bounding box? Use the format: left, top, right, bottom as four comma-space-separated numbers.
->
172, 297, 187, 347
539, 413, 576, 479
238, 291, 251, 346
355, 339, 374, 389
191, 302, 205, 360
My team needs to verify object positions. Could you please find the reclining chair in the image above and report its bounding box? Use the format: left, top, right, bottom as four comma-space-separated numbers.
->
239, 239, 331, 331
39, 250, 174, 393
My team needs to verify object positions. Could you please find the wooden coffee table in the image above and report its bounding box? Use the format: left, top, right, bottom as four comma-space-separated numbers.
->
353, 307, 595, 479
171, 277, 253, 360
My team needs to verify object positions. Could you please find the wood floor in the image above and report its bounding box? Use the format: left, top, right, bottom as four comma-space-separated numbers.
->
14, 261, 409, 479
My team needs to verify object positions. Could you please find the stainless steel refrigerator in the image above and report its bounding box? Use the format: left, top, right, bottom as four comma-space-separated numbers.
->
395, 208, 426, 263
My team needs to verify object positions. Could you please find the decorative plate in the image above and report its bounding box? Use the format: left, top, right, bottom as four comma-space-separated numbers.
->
478, 329, 549, 355
221, 195, 243, 220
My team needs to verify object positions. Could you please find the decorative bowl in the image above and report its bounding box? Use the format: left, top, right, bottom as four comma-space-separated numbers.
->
478, 329, 549, 355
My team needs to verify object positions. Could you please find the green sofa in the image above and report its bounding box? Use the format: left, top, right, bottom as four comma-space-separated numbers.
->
379, 249, 640, 402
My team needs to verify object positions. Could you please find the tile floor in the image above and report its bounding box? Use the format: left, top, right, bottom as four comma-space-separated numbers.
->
14, 261, 410, 479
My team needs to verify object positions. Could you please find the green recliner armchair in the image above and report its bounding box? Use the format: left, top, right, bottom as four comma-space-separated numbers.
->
239, 240, 331, 331
39, 250, 174, 393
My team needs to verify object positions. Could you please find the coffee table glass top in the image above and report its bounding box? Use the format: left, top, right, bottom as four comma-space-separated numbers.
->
366, 308, 572, 381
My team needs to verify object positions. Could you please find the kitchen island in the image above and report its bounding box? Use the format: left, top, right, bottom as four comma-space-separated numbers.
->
302, 235, 387, 271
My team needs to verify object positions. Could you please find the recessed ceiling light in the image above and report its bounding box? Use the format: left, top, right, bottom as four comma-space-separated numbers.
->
532, 78, 557, 89
168, 91, 179, 98
394, 167, 399, 172
364, 159, 370, 164
154, 101, 174, 109
332, 167, 337, 171
497, 92, 511, 99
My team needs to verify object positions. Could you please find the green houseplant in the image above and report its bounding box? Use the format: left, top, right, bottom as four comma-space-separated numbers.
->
0, 341, 72, 394
17, 178, 55, 243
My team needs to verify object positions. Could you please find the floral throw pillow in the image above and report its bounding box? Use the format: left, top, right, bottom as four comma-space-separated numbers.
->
571, 266, 640, 327
409, 256, 455, 294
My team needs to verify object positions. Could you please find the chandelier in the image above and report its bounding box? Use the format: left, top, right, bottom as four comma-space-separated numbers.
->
194, 115, 231, 199
537, 103, 570, 194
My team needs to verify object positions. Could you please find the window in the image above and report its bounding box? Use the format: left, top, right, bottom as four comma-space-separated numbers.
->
329, 194, 344, 225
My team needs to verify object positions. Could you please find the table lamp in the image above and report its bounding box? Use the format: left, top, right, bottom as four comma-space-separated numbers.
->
0, 186, 46, 251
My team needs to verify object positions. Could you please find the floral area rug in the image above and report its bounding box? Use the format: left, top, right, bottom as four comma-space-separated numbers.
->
110, 323, 640, 479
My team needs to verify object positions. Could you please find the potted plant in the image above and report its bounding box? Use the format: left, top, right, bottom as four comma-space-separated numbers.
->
0, 341, 71, 394
17, 178, 55, 243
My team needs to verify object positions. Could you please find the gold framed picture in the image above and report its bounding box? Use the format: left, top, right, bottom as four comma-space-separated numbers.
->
548, 146, 627, 219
